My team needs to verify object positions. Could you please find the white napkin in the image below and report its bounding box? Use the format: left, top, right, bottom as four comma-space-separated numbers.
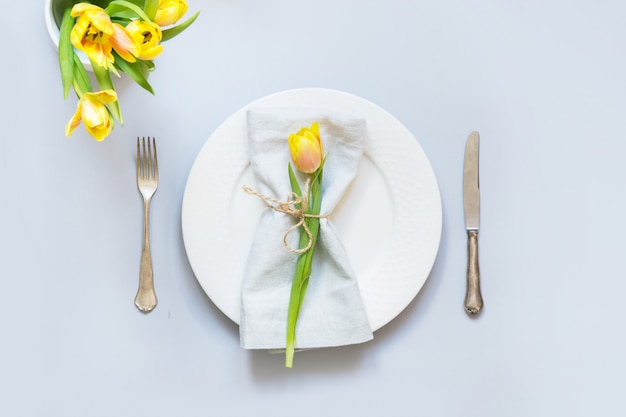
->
240, 107, 373, 350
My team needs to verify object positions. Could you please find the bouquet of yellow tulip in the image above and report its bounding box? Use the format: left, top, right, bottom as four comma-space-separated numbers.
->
285, 122, 326, 368
57, 0, 199, 141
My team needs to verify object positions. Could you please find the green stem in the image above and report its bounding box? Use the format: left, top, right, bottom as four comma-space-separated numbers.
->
90, 59, 123, 124
285, 169, 323, 368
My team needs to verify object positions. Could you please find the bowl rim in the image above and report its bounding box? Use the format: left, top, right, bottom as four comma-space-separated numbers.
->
44, 0, 60, 48
45, 0, 92, 70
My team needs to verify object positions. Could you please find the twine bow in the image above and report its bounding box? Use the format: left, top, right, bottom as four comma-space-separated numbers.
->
242, 180, 326, 254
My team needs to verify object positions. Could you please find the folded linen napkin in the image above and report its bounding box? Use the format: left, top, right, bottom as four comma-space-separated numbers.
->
240, 107, 373, 350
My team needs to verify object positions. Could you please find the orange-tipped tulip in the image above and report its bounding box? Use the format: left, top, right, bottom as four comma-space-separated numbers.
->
288, 122, 323, 174
65, 90, 117, 141
111, 23, 141, 63
153, 0, 189, 26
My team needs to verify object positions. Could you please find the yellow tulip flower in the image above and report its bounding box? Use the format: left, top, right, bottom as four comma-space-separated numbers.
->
126, 20, 164, 61
70, 3, 115, 68
65, 90, 118, 141
111, 23, 141, 63
153, 0, 189, 26
288, 122, 324, 174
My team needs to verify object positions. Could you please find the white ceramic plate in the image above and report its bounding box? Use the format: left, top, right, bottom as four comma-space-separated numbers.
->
181, 88, 442, 331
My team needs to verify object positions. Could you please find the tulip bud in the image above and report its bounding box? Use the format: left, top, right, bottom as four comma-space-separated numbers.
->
288, 122, 323, 174
153, 0, 189, 26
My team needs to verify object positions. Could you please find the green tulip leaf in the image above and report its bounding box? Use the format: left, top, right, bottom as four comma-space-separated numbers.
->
144, 0, 159, 20
113, 53, 155, 95
142, 60, 155, 72
120, 0, 145, 7
72, 54, 93, 97
106, 0, 151, 22
161, 11, 200, 42
59, 8, 75, 99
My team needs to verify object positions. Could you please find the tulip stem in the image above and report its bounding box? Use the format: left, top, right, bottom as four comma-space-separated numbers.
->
285, 165, 323, 368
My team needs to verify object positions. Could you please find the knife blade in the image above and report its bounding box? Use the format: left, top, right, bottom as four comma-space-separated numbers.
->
463, 131, 483, 315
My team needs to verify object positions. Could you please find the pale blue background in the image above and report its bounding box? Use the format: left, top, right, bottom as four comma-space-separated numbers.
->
1, 1, 625, 416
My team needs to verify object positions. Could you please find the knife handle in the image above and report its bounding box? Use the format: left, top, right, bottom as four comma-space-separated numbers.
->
465, 230, 483, 315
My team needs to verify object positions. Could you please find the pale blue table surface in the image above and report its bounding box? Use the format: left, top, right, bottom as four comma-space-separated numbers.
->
1, 1, 625, 416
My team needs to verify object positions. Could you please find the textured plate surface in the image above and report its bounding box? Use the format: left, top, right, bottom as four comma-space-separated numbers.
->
181, 88, 442, 331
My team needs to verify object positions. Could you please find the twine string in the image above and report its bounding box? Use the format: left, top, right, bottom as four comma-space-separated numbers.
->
242, 180, 327, 254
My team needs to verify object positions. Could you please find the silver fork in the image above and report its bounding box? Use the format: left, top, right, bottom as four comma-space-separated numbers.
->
135, 137, 158, 313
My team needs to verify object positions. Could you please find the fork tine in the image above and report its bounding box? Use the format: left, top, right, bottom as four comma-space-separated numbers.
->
144, 137, 148, 178
144, 137, 149, 179
152, 137, 158, 181
137, 137, 141, 179
148, 137, 153, 179
137, 137, 158, 180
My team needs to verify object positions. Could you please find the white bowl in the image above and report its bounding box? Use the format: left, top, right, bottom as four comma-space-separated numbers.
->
45, 0, 92, 71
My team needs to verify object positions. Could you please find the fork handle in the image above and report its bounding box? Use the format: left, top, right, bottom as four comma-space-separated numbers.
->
135, 198, 157, 312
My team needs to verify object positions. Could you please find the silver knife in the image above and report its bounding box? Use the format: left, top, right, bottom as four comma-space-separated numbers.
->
463, 131, 483, 315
